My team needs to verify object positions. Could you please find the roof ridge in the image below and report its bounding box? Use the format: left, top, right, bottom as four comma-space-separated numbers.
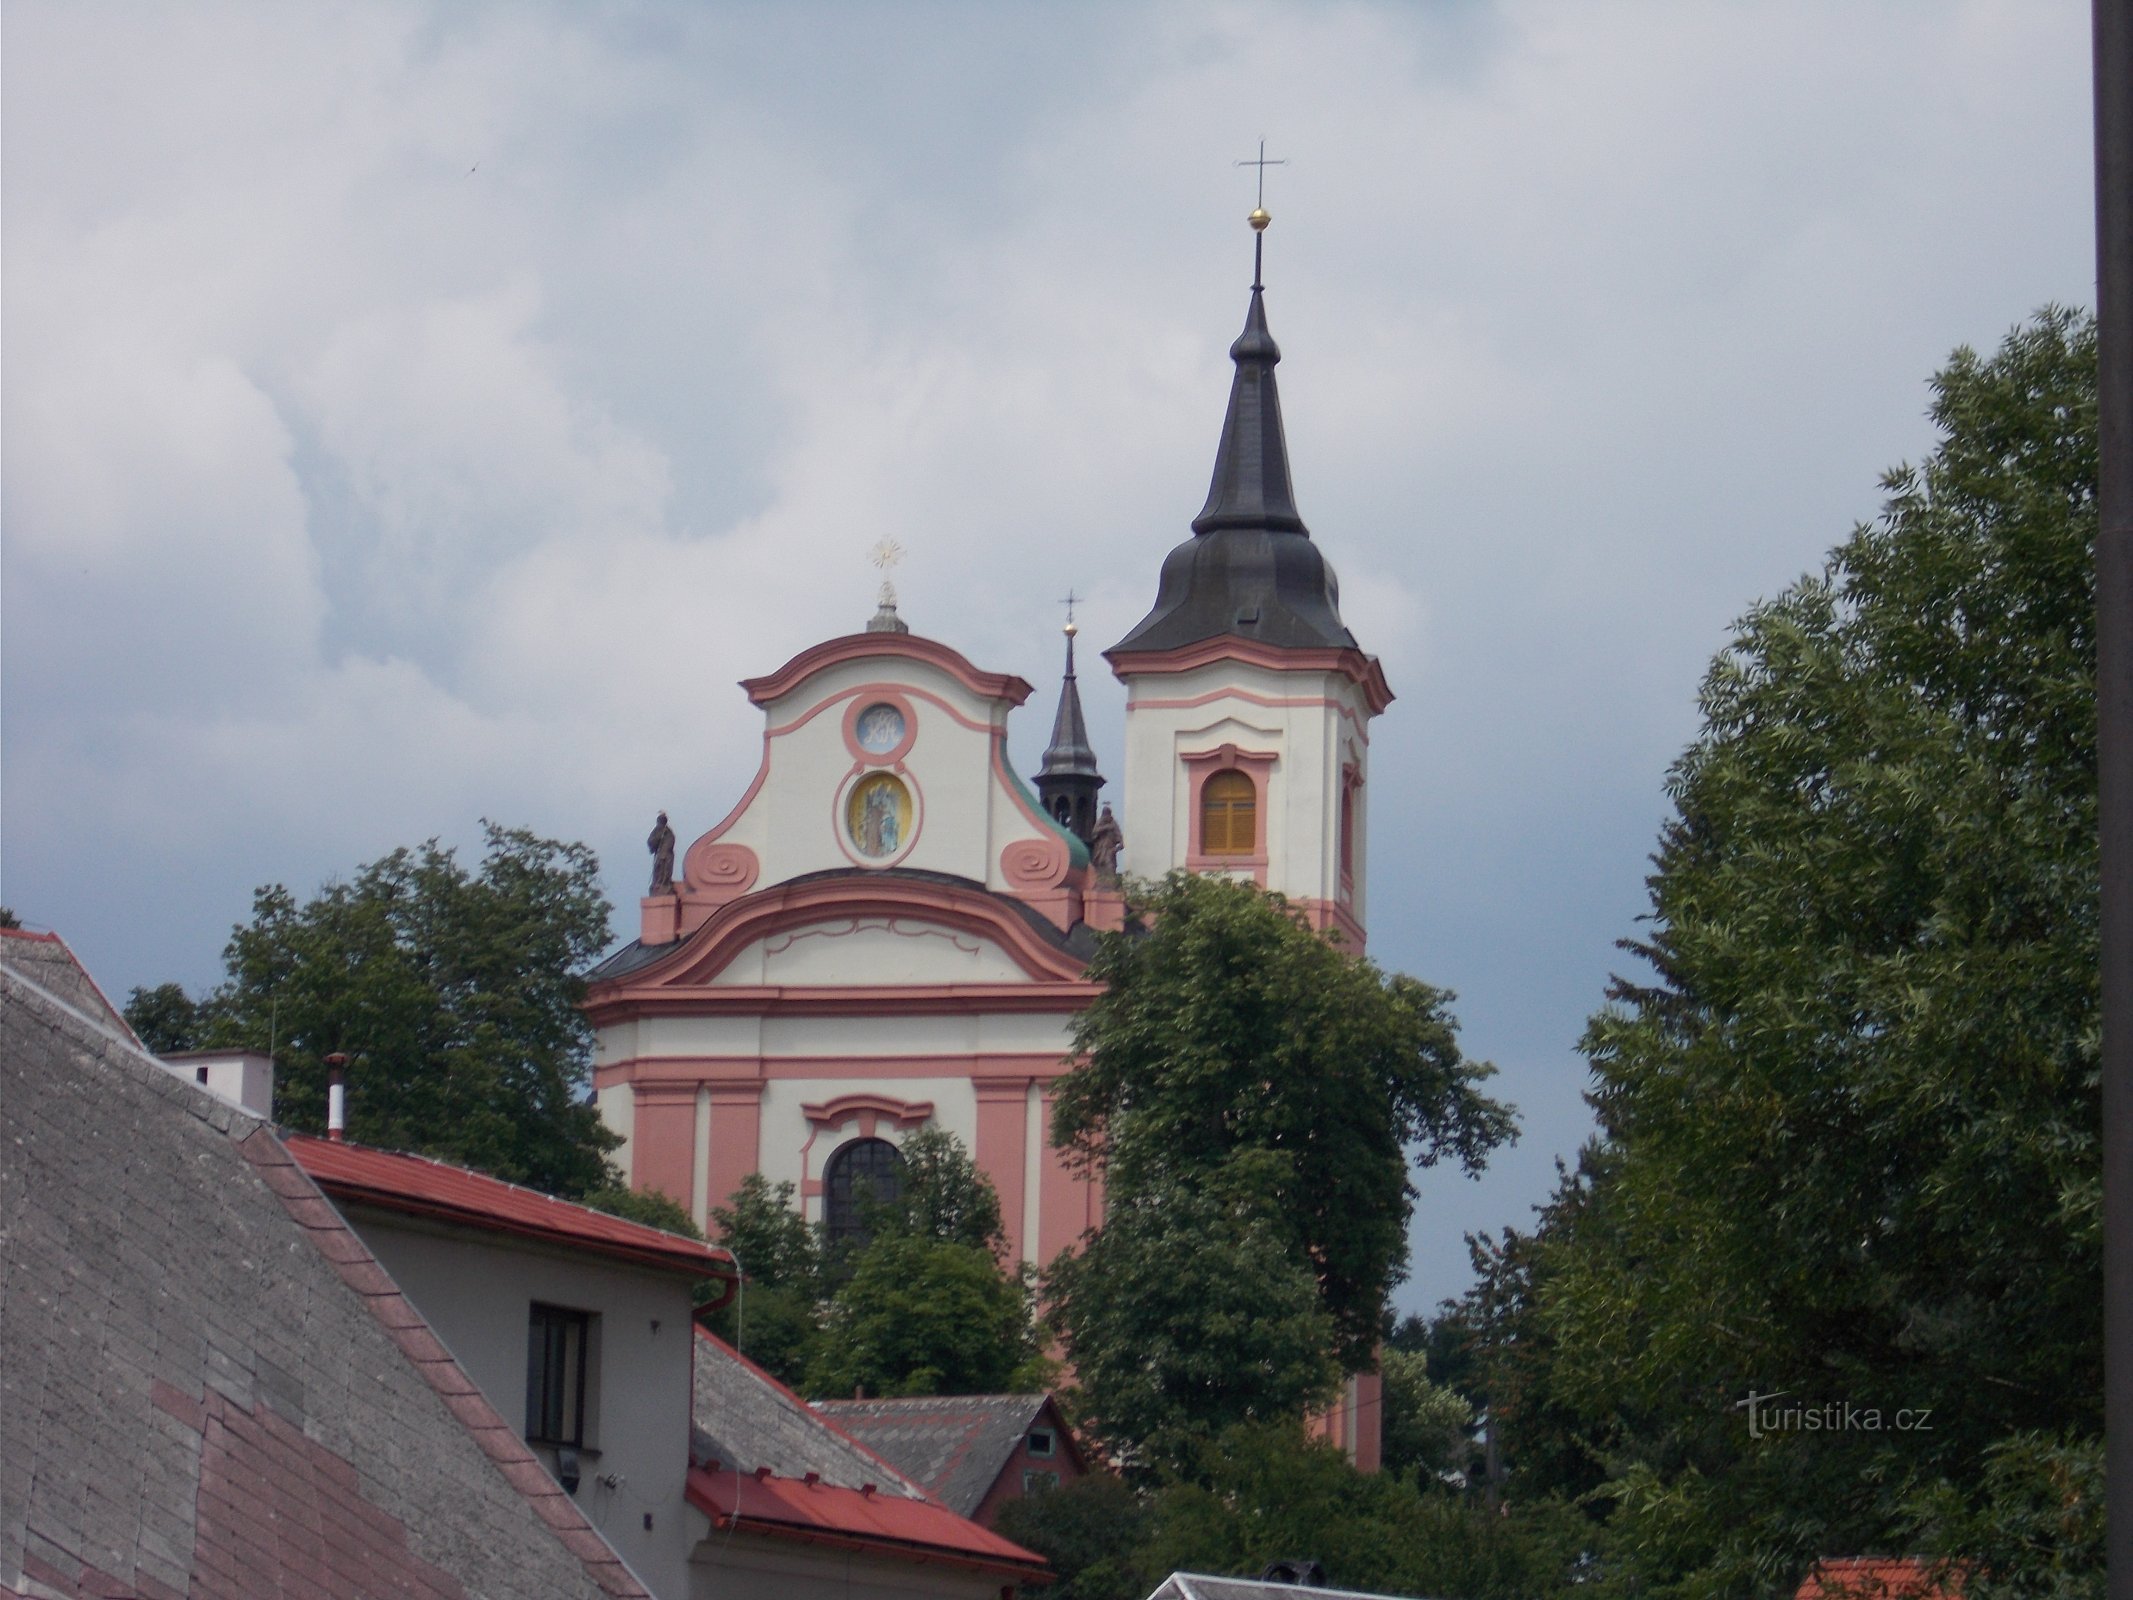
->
0, 937, 144, 1047
238, 1127, 654, 1597
693, 1327, 938, 1503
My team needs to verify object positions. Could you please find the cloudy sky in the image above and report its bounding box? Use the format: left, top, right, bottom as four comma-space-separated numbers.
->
1, 2, 2098, 1311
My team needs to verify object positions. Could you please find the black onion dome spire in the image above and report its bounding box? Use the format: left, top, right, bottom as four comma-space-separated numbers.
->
1111, 226, 1354, 656
1034, 618, 1105, 844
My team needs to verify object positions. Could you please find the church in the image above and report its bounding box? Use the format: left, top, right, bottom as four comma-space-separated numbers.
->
584, 210, 1393, 1456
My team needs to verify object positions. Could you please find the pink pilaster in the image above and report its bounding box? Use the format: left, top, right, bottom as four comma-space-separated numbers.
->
1037, 1091, 1100, 1267
973, 1077, 1032, 1264
705, 1082, 764, 1222
632, 1081, 699, 1213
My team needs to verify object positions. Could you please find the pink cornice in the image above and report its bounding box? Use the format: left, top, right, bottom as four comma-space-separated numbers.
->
800, 1093, 935, 1132
584, 874, 1094, 1018
1130, 685, 1372, 743
1106, 637, 1394, 715
596, 1052, 1075, 1090
743, 633, 1034, 709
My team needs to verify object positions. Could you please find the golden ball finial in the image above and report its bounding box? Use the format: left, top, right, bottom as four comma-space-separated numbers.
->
1248, 206, 1272, 232
1063, 619, 1080, 638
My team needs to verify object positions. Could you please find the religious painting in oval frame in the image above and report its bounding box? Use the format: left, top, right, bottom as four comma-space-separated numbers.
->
846, 772, 913, 860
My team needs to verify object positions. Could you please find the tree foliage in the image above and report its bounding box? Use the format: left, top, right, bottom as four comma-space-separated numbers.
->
195, 822, 619, 1195
1045, 1154, 1340, 1473
1052, 871, 1512, 1377
703, 1138, 1045, 1401
124, 981, 201, 1054
862, 1124, 1007, 1256
807, 1232, 1047, 1399
1001, 1423, 1585, 1600
1469, 311, 2102, 1595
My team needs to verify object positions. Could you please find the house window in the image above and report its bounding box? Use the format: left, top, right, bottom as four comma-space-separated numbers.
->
1023, 1469, 1059, 1495
825, 1137, 904, 1246
1199, 769, 1257, 856
1027, 1427, 1056, 1458
526, 1304, 591, 1447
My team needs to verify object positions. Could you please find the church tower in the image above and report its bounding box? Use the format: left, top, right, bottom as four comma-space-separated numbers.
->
1105, 212, 1391, 947
1033, 616, 1105, 846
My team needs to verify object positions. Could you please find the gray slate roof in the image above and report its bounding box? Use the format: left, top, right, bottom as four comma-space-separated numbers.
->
809, 1394, 1056, 1517
0, 929, 137, 1038
1, 944, 646, 1598
690, 1333, 930, 1500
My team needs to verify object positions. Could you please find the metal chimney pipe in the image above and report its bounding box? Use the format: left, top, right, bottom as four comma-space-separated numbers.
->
325, 1052, 348, 1142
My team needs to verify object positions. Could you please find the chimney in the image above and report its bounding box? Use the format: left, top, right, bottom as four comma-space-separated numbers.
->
325, 1053, 348, 1141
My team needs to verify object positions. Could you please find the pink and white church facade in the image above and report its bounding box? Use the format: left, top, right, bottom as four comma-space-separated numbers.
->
584, 228, 1394, 1458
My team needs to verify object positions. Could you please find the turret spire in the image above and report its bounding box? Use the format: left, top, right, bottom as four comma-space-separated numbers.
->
1108, 201, 1356, 657
1035, 595, 1105, 844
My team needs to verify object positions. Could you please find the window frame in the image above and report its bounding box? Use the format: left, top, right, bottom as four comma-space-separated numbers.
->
526, 1302, 592, 1449
824, 1135, 906, 1247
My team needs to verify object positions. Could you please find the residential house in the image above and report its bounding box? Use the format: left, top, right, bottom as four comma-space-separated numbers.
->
813, 1394, 1088, 1527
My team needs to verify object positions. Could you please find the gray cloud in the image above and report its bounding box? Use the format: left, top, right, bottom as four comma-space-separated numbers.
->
1, 0, 2095, 1310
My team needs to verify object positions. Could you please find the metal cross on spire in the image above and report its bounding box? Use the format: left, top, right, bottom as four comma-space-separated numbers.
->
1236, 140, 1284, 288
1237, 139, 1285, 209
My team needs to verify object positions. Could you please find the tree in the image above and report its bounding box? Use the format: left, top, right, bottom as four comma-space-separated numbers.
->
1507, 311, 2102, 1594
993, 1474, 1152, 1600
1378, 1346, 1476, 1486
1045, 1155, 1340, 1474
197, 822, 618, 1195
1051, 870, 1512, 1373
124, 981, 201, 1053
864, 1124, 1006, 1256
807, 1232, 1047, 1399
703, 1174, 824, 1387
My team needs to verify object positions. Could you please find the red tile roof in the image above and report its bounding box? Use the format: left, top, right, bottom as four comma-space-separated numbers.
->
684, 1464, 1051, 1582
1797, 1558, 1965, 1599
287, 1135, 737, 1284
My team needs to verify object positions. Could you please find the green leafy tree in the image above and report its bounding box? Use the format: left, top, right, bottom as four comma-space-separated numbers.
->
1511, 311, 2102, 1595
704, 1174, 823, 1387
124, 981, 201, 1053
198, 822, 618, 1195
1135, 1422, 1585, 1600
993, 1474, 1152, 1600
0, 907, 20, 929
1378, 1346, 1477, 1486
1046, 1154, 1340, 1474
807, 1232, 1047, 1399
1052, 872, 1512, 1375
865, 1124, 1007, 1255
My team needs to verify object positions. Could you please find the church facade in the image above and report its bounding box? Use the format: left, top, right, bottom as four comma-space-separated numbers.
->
584, 227, 1393, 1456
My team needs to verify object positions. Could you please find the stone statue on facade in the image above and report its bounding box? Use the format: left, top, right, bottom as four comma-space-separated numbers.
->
647, 811, 676, 895
1089, 804, 1124, 883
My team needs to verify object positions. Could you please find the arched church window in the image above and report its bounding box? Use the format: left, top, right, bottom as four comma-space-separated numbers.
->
1200, 769, 1257, 857
824, 1136, 905, 1246
1339, 783, 1355, 880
